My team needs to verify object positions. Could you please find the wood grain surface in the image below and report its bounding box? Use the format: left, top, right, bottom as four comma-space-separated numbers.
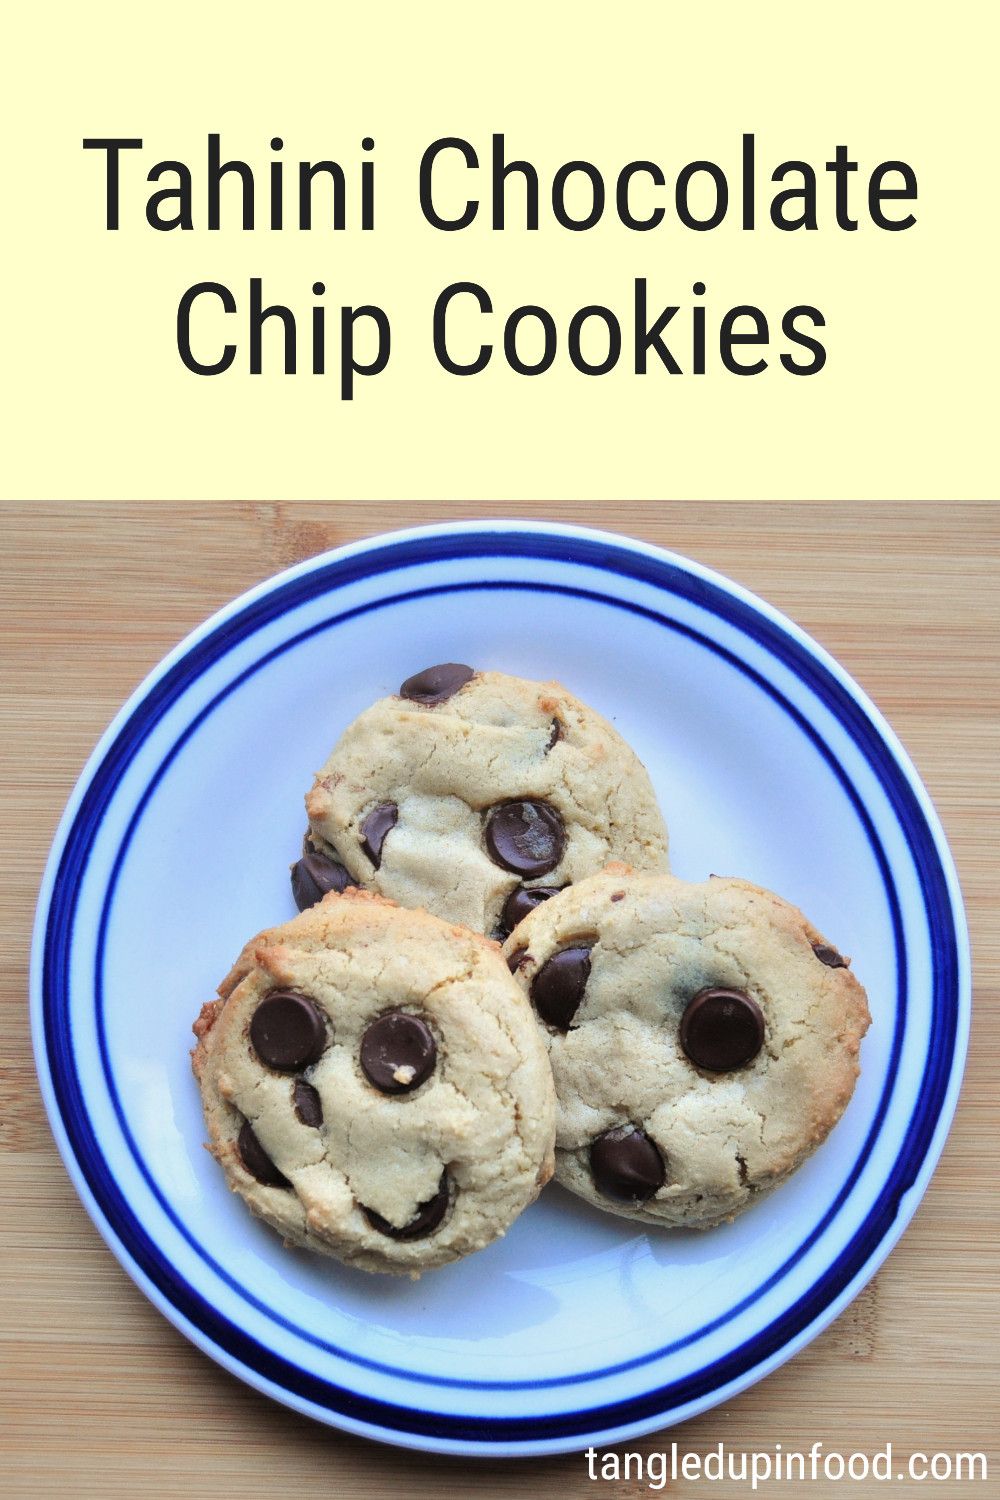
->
1, 501, 997, 1499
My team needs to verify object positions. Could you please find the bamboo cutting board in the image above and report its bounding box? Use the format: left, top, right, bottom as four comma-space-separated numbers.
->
1, 501, 997, 1499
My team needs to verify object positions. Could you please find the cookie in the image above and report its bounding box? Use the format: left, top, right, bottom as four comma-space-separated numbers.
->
298, 665, 670, 937
192, 888, 557, 1275
501, 866, 870, 1228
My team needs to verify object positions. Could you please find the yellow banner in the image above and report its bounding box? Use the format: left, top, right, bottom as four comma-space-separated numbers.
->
3, 2, 996, 500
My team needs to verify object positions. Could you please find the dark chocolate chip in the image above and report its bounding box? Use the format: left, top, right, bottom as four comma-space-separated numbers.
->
360, 1011, 437, 1094
363, 1172, 450, 1240
679, 987, 765, 1072
250, 991, 327, 1072
237, 1120, 291, 1188
590, 1125, 665, 1201
291, 846, 353, 910
531, 945, 592, 1030
506, 945, 528, 973
399, 663, 475, 704
812, 942, 848, 969
360, 802, 398, 868
292, 1079, 323, 1128
500, 884, 562, 936
546, 718, 562, 751
484, 799, 565, 877
610, 891, 625, 903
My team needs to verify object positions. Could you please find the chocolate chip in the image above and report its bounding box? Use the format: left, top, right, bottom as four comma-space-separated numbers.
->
250, 991, 327, 1072
813, 942, 848, 969
399, 663, 475, 704
363, 1172, 450, 1240
291, 846, 353, 910
360, 802, 398, 868
506, 945, 528, 973
590, 1126, 665, 1201
292, 1079, 323, 1128
610, 891, 625, 903
500, 884, 562, 936
484, 800, 565, 877
546, 718, 562, 751
360, 1011, 437, 1094
679, 987, 765, 1072
531, 945, 592, 1030
237, 1120, 291, 1188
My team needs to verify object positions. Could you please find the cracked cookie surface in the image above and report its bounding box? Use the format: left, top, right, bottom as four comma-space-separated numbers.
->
301, 667, 670, 936
192, 888, 556, 1275
502, 867, 871, 1229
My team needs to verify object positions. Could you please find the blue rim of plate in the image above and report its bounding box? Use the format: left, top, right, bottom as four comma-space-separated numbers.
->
31, 522, 969, 1453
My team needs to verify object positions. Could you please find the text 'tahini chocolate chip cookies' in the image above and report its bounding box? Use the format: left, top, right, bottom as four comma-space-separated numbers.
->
502, 866, 870, 1229
295, 665, 671, 937
192, 888, 556, 1275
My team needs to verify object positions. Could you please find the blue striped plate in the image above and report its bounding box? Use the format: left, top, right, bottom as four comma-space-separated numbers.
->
30, 521, 969, 1456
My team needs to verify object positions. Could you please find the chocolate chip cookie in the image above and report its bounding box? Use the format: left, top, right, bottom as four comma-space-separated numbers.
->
298, 665, 670, 936
192, 888, 557, 1275
502, 866, 870, 1228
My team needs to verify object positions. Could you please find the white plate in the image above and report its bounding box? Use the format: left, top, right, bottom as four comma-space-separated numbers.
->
31, 521, 970, 1456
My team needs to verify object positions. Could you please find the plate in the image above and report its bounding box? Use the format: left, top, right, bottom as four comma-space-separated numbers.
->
30, 521, 970, 1457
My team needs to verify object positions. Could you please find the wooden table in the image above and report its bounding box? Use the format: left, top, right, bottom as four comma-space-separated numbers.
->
2, 502, 996, 1498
